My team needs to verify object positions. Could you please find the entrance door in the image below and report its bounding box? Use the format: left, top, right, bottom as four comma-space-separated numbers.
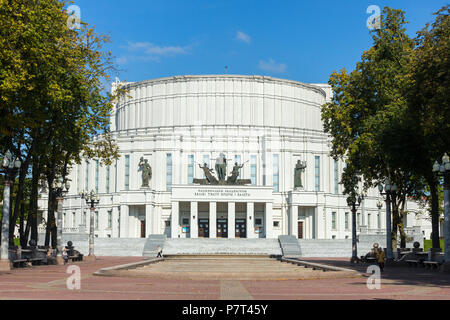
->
198, 219, 209, 238
298, 221, 304, 239
140, 221, 146, 238
235, 219, 246, 238
217, 219, 228, 238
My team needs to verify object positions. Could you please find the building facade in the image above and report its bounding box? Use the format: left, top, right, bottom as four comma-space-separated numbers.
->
38, 75, 431, 240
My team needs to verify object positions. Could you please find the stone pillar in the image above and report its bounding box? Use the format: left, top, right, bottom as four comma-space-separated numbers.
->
265, 202, 273, 239
246, 202, 255, 239
210, 202, 217, 238
171, 201, 179, 239
290, 205, 298, 238
145, 204, 153, 237
120, 204, 129, 238
190, 201, 198, 238
228, 202, 235, 239
315, 205, 325, 239
112, 206, 119, 238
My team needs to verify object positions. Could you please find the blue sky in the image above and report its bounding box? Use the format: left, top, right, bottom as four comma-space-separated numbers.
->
72, 0, 448, 85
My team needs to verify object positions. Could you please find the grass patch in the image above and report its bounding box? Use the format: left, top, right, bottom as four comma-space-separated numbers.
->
424, 239, 445, 252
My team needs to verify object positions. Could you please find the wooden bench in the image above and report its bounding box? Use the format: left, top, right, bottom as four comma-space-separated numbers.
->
406, 259, 425, 267
423, 261, 441, 270
28, 257, 45, 266
12, 259, 27, 268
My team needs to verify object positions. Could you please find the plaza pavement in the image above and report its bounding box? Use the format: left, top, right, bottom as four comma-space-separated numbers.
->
0, 256, 449, 300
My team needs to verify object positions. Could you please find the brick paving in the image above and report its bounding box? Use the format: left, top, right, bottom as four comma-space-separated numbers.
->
0, 256, 449, 300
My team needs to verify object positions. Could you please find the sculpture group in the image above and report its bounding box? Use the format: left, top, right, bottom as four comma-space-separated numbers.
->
195, 153, 251, 185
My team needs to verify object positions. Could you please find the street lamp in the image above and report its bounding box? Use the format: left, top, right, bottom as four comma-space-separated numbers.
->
378, 178, 397, 261
52, 177, 70, 265
0, 150, 21, 271
85, 190, 99, 261
79, 190, 89, 232
433, 153, 450, 272
347, 194, 363, 264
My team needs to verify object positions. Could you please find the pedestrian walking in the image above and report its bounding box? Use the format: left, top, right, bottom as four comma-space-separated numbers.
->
63, 247, 69, 265
156, 245, 163, 258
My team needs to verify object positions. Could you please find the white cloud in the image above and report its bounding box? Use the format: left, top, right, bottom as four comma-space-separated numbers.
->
236, 31, 251, 44
258, 59, 287, 73
116, 56, 128, 65
124, 41, 190, 62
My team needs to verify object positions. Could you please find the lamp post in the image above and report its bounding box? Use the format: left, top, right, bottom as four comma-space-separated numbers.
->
433, 153, 450, 272
79, 190, 88, 232
52, 177, 70, 265
85, 190, 99, 261
377, 199, 383, 230
0, 150, 21, 271
378, 178, 397, 261
348, 194, 363, 264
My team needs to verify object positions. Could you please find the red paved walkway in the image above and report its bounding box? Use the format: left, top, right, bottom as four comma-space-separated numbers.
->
0, 257, 449, 300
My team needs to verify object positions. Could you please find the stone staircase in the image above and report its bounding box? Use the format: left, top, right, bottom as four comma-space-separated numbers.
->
162, 238, 282, 256
142, 234, 167, 257
278, 235, 302, 257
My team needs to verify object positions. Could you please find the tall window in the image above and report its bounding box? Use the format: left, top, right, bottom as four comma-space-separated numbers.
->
345, 212, 349, 230
251, 155, 257, 186
106, 165, 110, 194
166, 153, 172, 191
77, 165, 81, 192
95, 160, 99, 193
188, 155, 194, 184
85, 161, 89, 191
108, 210, 112, 229
315, 156, 320, 191
273, 154, 279, 192
332, 212, 337, 230
203, 154, 210, 168
124, 155, 130, 190
334, 160, 339, 194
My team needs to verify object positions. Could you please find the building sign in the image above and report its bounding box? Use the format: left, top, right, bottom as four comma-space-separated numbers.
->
194, 189, 251, 198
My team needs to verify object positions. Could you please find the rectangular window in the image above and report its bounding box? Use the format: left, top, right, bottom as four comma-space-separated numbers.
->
124, 155, 130, 190
334, 160, 339, 194
95, 211, 99, 230
85, 161, 89, 191
106, 165, 110, 194
188, 155, 194, 184
77, 165, 81, 192
203, 154, 210, 168
95, 160, 99, 193
251, 155, 257, 186
273, 154, 279, 192
345, 212, 349, 230
166, 153, 172, 191
108, 210, 112, 229
315, 156, 320, 191
332, 212, 337, 230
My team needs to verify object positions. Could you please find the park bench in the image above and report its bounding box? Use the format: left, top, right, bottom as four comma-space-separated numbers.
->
360, 256, 377, 264
423, 261, 441, 270
406, 259, 425, 267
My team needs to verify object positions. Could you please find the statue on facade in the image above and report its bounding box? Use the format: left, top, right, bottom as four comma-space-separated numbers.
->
198, 163, 218, 184
294, 160, 307, 189
227, 162, 244, 184
138, 157, 152, 187
215, 153, 227, 182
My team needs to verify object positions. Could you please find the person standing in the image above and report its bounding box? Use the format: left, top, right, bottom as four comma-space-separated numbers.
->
376, 247, 386, 272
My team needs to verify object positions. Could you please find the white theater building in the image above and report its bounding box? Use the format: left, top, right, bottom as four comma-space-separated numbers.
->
38, 75, 431, 240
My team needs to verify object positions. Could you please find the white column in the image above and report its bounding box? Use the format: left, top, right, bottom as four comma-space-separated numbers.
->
228, 202, 235, 238
145, 204, 153, 237
247, 202, 255, 239
111, 206, 119, 238
119, 204, 129, 238
171, 201, 179, 238
265, 202, 274, 239
290, 205, 298, 238
315, 205, 325, 239
210, 202, 217, 238
190, 201, 198, 238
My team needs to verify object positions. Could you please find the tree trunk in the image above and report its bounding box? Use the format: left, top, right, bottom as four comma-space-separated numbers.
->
428, 179, 441, 249
29, 157, 40, 242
